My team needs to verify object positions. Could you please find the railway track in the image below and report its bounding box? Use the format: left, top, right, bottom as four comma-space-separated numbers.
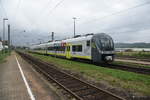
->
71, 59, 150, 75
17, 51, 125, 100
28, 51, 150, 75
101, 63, 150, 75
117, 56, 150, 62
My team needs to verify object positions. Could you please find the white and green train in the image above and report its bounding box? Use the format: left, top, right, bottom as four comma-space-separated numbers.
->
30, 33, 115, 63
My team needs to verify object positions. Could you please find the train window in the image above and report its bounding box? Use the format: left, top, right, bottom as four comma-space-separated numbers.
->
72, 46, 76, 51
62, 46, 65, 51
48, 47, 53, 50
47, 46, 66, 51
55, 46, 65, 51
72, 45, 82, 52
78, 45, 82, 52
87, 40, 90, 46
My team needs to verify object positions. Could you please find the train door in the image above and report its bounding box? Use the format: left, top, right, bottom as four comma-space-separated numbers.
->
66, 45, 71, 59
91, 39, 102, 63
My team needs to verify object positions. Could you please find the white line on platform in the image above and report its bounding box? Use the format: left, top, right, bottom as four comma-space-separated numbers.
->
15, 55, 35, 100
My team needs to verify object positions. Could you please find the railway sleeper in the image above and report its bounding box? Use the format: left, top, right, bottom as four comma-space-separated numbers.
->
66, 83, 85, 89
83, 92, 111, 100
70, 86, 90, 92
48, 71, 66, 76
56, 78, 75, 83
60, 80, 79, 86
54, 75, 71, 79
51, 73, 69, 78
76, 88, 98, 97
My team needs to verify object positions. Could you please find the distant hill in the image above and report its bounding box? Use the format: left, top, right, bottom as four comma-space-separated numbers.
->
115, 43, 150, 48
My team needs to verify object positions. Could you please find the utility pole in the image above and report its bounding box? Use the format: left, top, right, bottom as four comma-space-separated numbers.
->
73, 17, 76, 37
38, 39, 42, 44
8, 24, 10, 54
52, 32, 54, 41
3, 18, 8, 54
3, 18, 8, 41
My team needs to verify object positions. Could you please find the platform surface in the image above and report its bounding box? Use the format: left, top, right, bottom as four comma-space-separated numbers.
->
0, 52, 60, 100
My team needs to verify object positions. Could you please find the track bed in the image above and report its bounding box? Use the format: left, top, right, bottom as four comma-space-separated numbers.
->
17, 51, 125, 100
100, 63, 150, 75
28, 51, 150, 75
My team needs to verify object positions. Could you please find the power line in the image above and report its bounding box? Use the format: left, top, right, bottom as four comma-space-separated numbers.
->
112, 26, 150, 34
83, 1, 150, 24
34, 0, 66, 32
48, 0, 65, 15
15, 0, 39, 32
101, 22, 150, 32
39, 0, 52, 14
35, 0, 52, 23
14, 0, 22, 21
33, 0, 65, 31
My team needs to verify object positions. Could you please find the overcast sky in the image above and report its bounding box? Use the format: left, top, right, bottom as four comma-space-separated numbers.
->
0, 0, 150, 46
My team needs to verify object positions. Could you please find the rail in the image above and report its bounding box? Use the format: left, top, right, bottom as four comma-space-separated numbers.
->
17, 51, 125, 100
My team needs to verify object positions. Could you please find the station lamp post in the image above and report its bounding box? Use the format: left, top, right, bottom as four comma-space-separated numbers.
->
2, 18, 8, 54
3, 18, 8, 41
38, 39, 43, 44
8, 24, 11, 55
73, 17, 76, 37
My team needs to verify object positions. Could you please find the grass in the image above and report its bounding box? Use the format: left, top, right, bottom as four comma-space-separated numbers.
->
116, 51, 150, 58
0, 51, 9, 63
30, 53, 150, 95
113, 61, 150, 69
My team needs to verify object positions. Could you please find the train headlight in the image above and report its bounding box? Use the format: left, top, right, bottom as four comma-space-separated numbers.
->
105, 56, 112, 61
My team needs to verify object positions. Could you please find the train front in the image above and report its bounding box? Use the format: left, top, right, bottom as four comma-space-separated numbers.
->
91, 33, 115, 63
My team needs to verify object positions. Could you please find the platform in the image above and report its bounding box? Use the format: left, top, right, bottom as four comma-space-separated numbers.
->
0, 52, 60, 100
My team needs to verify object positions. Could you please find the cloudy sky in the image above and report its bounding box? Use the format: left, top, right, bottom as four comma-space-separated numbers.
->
0, 0, 150, 46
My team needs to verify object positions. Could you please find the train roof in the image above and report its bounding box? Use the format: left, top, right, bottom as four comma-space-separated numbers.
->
30, 33, 110, 48
41, 33, 93, 46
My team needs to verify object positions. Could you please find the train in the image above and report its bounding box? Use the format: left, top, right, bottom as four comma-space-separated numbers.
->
29, 33, 115, 63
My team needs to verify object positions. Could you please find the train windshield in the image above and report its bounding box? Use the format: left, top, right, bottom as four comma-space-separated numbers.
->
100, 38, 114, 51
94, 37, 114, 51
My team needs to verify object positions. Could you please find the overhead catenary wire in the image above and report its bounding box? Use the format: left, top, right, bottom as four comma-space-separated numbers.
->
100, 22, 150, 32
29, 0, 66, 32
33, 0, 66, 33
39, 0, 52, 14
47, 0, 65, 15
38, 0, 66, 18
83, 1, 150, 24
13, 0, 39, 33
14, 0, 22, 22
34, 0, 53, 25
113, 26, 150, 34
